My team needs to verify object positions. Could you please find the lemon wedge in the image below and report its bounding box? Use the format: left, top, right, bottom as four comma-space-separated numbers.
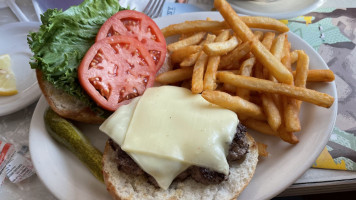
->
0, 54, 18, 96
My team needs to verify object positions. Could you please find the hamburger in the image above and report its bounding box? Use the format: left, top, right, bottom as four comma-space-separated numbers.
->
28, 0, 259, 199
99, 86, 259, 200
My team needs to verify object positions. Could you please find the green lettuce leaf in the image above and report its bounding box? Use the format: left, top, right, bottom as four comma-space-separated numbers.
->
28, 0, 127, 116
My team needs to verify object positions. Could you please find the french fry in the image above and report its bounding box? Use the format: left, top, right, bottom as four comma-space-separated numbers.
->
281, 40, 292, 72
292, 69, 335, 82
260, 32, 276, 78
162, 20, 227, 37
270, 33, 286, 62
167, 32, 206, 52
290, 50, 298, 64
280, 38, 301, 132
179, 33, 195, 40
294, 50, 309, 110
267, 33, 286, 81
259, 32, 274, 76
219, 69, 240, 74
242, 118, 277, 136
239, 57, 256, 77
256, 142, 269, 157
253, 31, 264, 41
214, 29, 230, 42
294, 50, 309, 88
241, 16, 289, 33
217, 72, 335, 108
180, 52, 200, 67
261, 32, 275, 50
202, 90, 266, 120
260, 32, 276, 75
161, 16, 288, 37
155, 67, 193, 84
282, 86, 301, 133
171, 45, 201, 63
192, 34, 216, 94
283, 91, 301, 133
192, 52, 209, 93
203, 30, 230, 91
203, 36, 239, 56
214, 0, 293, 84
205, 17, 226, 36
255, 62, 282, 132
278, 124, 299, 144
263, 93, 282, 131
219, 41, 252, 68
236, 57, 255, 100
214, 0, 255, 42
283, 95, 300, 132
204, 56, 221, 91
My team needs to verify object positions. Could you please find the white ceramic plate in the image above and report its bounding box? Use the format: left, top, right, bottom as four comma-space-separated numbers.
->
0, 22, 42, 116
29, 12, 337, 200
228, 0, 325, 19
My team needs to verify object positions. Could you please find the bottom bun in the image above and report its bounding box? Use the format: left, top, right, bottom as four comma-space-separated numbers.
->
36, 70, 104, 124
102, 134, 258, 200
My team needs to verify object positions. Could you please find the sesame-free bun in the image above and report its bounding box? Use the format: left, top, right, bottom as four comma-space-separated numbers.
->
102, 133, 258, 200
36, 70, 104, 124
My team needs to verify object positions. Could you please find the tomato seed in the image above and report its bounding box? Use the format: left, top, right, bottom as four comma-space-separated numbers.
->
109, 64, 119, 76
143, 77, 148, 85
124, 44, 130, 50
132, 87, 138, 94
107, 26, 120, 37
149, 50, 161, 64
147, 27, 157, 41
111, 44, 120, 54
100, 86, 110, 99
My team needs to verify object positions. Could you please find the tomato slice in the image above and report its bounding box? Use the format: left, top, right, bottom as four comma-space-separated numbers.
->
78, 35, 156, 111
96, 10, 166, 72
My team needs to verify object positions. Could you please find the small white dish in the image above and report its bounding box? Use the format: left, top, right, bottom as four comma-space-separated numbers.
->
29, 12, 337, 200
228, 0, 325, 19
0, 22, 42, 116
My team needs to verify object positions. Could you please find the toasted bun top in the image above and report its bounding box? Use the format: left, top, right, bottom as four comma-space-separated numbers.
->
102, 133, 258, 200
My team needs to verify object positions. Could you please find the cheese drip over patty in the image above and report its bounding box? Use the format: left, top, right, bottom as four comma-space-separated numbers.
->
100, 86, 238, 189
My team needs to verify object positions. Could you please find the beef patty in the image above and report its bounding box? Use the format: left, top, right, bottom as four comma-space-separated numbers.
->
108, 123, 249, 186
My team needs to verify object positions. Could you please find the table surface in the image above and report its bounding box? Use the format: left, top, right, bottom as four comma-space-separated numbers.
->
1, 0, 356, 199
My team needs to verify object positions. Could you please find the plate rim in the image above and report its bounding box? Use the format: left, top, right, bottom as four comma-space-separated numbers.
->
0, 21, 42, 116
29, 11, 337, 200
228, 0, 325, 19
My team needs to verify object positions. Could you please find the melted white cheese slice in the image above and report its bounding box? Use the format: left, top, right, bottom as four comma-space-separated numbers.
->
100, 86, 238, 189
100, 95, 190, 189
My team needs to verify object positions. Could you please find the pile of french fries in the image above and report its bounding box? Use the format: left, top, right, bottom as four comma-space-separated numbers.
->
156, 0, 335, 144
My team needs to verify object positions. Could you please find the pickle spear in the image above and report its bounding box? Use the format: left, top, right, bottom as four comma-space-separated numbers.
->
44, 108, 104, 182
